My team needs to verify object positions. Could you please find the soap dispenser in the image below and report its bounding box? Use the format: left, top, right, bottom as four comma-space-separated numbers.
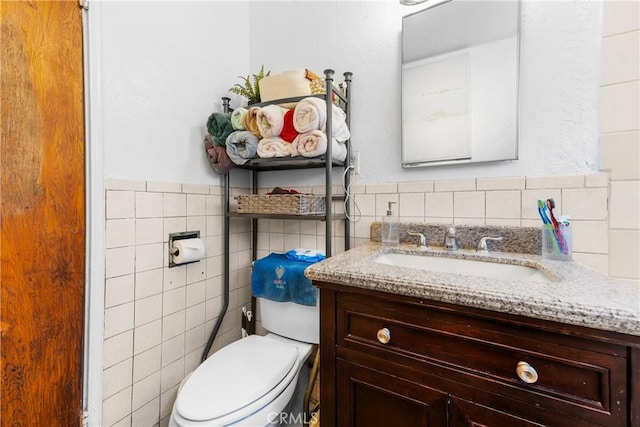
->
382, 201, 399, 246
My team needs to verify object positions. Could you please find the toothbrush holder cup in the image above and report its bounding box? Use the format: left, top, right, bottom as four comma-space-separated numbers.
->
541, 224, 572, 261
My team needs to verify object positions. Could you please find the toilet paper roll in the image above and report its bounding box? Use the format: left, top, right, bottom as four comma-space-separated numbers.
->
172, 238, 206, 265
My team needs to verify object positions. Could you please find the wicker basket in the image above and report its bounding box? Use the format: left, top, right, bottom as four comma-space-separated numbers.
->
237, 194, 325, 215
258, 69, 325, 108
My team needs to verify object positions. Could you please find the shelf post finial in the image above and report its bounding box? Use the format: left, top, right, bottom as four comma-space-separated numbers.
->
324, 69, 335, 81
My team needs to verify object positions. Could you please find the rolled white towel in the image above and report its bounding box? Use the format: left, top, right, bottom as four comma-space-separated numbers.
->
293, 97, 326, 134
294, 130, 347, 162
257, 137, 295, 158
330, 106, 350, 143
332, 139, 348, 162
293, 97, 350, 142
256, 105, 288, 138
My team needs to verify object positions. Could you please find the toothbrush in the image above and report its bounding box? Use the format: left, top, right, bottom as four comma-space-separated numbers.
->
546, 199, 559, 229
537, 200, 562, 254
537, 200, 550, 224
546, 198, 568, 255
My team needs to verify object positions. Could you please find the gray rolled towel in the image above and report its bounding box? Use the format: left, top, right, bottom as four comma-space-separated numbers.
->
225, 131, 259, 165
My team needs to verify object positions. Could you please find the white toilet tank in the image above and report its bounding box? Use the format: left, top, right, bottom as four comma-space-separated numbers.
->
259, 298, 319, 344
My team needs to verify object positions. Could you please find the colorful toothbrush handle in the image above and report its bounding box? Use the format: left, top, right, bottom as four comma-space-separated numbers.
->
546, 199, 559, 229
537, 200, 551, 224
547, 199, 568, 254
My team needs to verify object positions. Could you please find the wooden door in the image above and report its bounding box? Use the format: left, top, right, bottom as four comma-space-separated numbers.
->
1, 1, 85, 425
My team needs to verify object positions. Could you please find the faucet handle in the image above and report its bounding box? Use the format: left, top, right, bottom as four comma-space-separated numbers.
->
476, 236, 503, 253
408, 231, 428, 248
443, 226, 458, 251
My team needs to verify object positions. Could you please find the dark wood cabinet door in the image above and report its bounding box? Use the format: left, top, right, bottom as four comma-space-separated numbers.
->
337, 359, 447, 426
449, 396, 546, 427
449, 395, 604, 427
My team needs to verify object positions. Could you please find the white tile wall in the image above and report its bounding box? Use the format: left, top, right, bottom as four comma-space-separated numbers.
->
602, 6, 640, 281
485, 191, 521, 219
343, 174, 611, 273
136, 192, 163, 218
105, 275, 135, 308
106, 219, 136, 248
102, 387, 132, 427
601, 80, 640, 133
398, 181, 434, 193
105, 247, 135, 278
434, 178, 476, 192
103, 330, 134, 369
426, 192, 453, 219
526, 175, 585, 189
562, 188, 609, 221
609, 180, 640, 229
610, 229, 640, 278
601, 30, 640, 85
104, 163, 634, 426
104, 302, 134, 339
103, 181, 250, 426
399, 193, 425, 217
602, 0, 639, 37
133, 346, 162, 383
602, 131, 640, 180
453, 191, 485, 219
476, 176, 525, 191
106, 191, 135, 219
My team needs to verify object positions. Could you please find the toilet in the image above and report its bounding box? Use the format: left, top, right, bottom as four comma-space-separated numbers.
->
169, 297, 319, 426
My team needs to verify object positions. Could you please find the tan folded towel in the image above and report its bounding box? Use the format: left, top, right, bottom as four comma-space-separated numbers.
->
242, 106, 262, 138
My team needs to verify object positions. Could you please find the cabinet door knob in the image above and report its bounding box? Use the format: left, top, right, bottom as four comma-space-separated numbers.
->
516, 361, 539, 384
376, 328, 391, 344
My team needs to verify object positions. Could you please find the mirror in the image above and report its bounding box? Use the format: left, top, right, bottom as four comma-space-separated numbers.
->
401, 0, 520, 168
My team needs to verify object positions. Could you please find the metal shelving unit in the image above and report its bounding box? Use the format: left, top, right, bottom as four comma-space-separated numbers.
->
201, 69, 353, 361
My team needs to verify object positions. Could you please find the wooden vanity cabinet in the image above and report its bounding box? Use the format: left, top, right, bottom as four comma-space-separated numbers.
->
316, 282, 640, 427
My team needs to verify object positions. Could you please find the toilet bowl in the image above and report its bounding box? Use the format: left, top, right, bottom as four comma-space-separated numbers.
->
170, 333, 313, 426
170, 298, 318, 427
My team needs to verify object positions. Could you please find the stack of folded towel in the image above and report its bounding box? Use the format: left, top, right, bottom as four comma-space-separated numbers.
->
292, 97, 350, 161
255, 105, 292, 158
204, 97, 351, 172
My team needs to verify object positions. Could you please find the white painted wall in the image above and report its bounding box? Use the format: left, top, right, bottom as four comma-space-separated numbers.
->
99, 0, 602, 186
248, 0, 602, 185
100, 1, 249, 185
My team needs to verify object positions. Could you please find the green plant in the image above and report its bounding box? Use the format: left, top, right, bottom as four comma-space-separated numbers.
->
229, 65, 270, 104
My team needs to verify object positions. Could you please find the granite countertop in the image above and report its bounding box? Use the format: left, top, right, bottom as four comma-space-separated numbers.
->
305, 242, 640, 337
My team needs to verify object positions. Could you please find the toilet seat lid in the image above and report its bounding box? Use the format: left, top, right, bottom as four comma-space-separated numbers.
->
175, 335, 298, 422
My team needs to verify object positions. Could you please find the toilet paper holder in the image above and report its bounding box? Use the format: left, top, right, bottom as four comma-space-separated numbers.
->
169, 231, 203, 268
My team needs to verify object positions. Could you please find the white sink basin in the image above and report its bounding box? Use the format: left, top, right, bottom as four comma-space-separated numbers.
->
373, 253, 550, 282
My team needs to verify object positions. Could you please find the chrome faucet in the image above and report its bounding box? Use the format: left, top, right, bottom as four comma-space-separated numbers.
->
476, 236, 503, 253
408, 232, 428, 248
443, 226, 458, 251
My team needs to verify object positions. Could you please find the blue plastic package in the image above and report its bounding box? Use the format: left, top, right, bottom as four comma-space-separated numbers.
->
285, 248, 326, 263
